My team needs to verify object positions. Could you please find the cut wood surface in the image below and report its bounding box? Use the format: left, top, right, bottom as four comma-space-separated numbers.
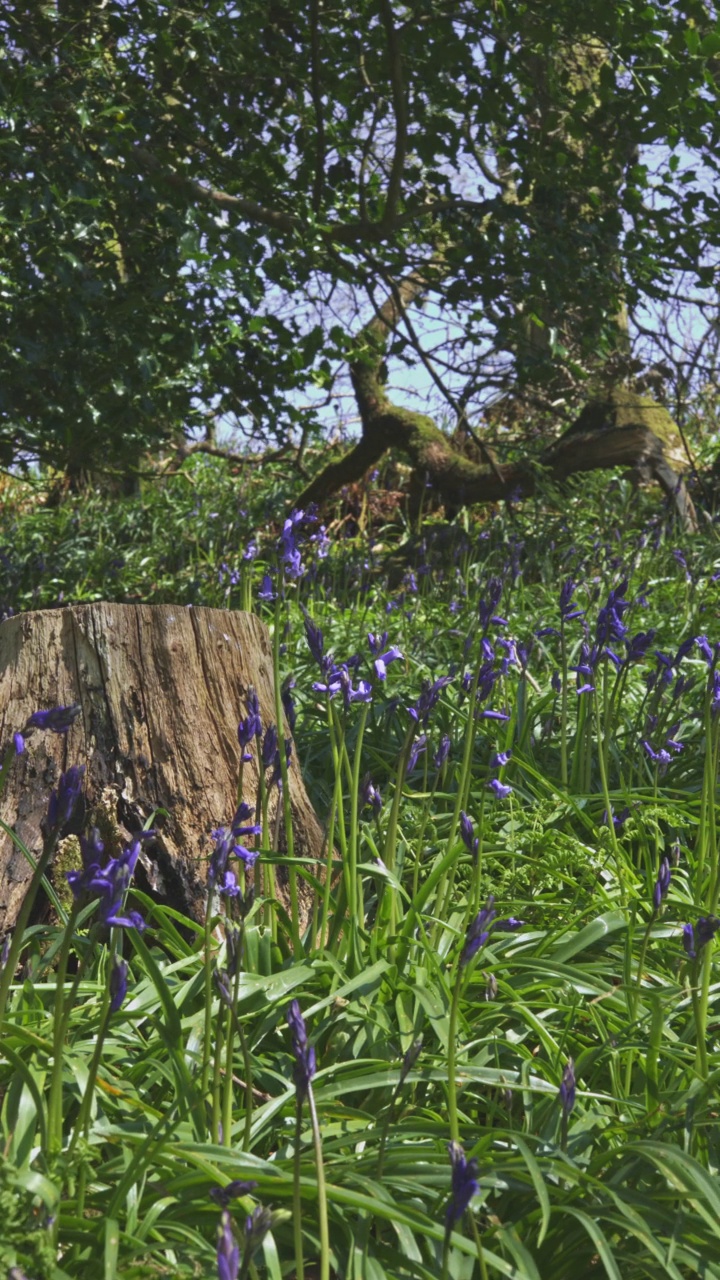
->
0, 604, 325, 932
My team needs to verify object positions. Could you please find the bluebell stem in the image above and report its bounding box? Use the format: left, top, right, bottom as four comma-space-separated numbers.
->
26, 702, 82, 734
559, 1058, 576, 1114
653, 857, 671, 912
682, 916, 720, 960
209, 1180, 258, 1208
226, 926, 243, 977
217, 1210, 240, 1280
109, 955, 129, 1013
287, 998, 316, 1102
445, 1141, 480, 1227
399, 1035, 423, 1086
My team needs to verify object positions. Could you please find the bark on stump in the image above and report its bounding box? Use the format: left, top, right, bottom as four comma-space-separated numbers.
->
0, 604, 325, 933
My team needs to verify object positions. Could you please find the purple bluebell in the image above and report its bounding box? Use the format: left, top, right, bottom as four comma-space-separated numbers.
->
434, 734, 452, 769
226, 926, 243, 977
280, 510, 305, 579
624, 630, 656, 663
460, 896, 496, 966
373, 645, 403, 681
242, 1206, 274, 1263
217, 1210, 240, 1280
269, 738, 292, 790
445, 1141, 480, 1227
478, 577, 507, 632
109, 955, 129, 1013
360, 775, 382, 816
261, 724, 278, 769
281, 677, 296, 733
551, 670, 562, 693
407, 733, 427, 773
26, 703, 82, 734
653, 857, 671, 912
46, 764, 85, 835
302, 608, 327, 669
408, 675, 452, 727
287, 999, 316, 1102
13, 732, 24, 755
237, 690, 262, 756
214, 968, 234, 1005
559, 1058, 576, 1114
459, 811, 479, 860
682, 916, 720, 960
488, 779, 512, 799
367, 630, 389, 656
490, 750, 512, 767
595, 579, 630, 648
258, 573, 276, 603
243, 539, 258, 561
559, 580, 584, 622
209, 1179, 258, 1208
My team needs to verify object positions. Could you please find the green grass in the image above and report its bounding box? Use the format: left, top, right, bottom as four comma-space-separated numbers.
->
1, 460, 720, 1278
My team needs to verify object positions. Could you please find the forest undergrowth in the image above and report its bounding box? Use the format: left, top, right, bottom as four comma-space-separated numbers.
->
1, 458, 720, 1279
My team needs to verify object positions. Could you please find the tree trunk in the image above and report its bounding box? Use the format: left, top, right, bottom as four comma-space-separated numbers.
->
0, 604, 325, 933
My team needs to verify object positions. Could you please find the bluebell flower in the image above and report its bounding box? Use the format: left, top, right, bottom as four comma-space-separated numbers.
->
551, 670, 562, 693
367, 630, 389, 656
109, 955, 129, 1013
258, 573, 276, 603
445, 1141, 480, 1228
459, 811, 479, 860
653, 857, 671, 912
45, 764, 86, 835
261, 724, 278, 769
487, 779, 512, 799
209, 1179, 258, 1208
281, 677, 296, 733
682, 916, 720, 960
302, 609, 327, 669
559, 580, 584, 622
287, 999, 316, 1102
360, 775, 382, 816
434, 734, 452, 769
13, 732, 24, 755
26, 703, 82, 734
490, 750, 512, 767
1, 933, 11, 973
217, 1210, 240, 1280
408, 676, 452, 727
559, 1058, 576, 1114
460, 897, 496, 966
407, 733, 427, 773
373, 645, 403, 681
237, 689, 262, 756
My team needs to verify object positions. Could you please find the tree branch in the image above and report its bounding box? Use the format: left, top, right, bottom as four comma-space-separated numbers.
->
378, 0, 407, 227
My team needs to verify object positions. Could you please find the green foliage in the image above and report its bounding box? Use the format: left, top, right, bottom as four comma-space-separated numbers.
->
0, 1, 718, 475
2, 465, 720, 1276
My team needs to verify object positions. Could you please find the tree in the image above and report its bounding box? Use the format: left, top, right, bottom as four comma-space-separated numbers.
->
1, 1, 718, 514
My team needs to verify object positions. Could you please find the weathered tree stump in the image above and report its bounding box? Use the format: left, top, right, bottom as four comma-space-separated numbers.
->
0, 604, 325, 932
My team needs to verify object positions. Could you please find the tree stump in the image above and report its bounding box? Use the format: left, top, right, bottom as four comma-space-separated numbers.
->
0, 604, 325, 933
